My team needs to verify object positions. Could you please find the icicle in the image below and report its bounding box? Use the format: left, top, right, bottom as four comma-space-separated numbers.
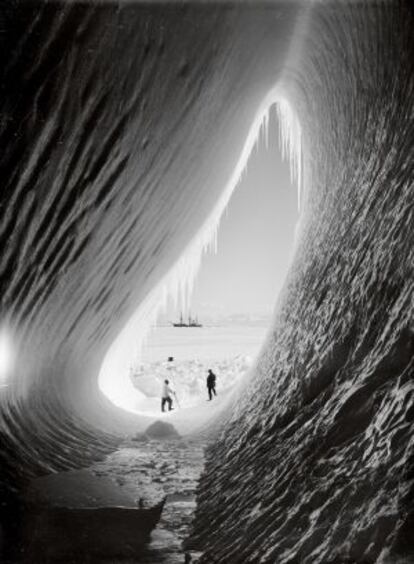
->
275, 96, 302, 211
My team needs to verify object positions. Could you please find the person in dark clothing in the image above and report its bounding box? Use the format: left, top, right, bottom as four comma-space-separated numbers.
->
206, 369, 217, 401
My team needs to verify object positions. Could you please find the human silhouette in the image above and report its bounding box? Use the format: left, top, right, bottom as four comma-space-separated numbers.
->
206, 369, 217, 401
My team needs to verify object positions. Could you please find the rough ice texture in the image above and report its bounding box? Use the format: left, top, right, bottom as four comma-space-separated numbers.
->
189, 3, 414, 563
0, 1, 413, 563
0, 0, 301, 480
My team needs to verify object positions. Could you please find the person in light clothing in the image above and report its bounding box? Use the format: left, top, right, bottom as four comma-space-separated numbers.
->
161, 379, 175, 412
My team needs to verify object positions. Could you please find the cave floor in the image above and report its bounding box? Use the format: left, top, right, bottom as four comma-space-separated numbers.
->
91, 436, 205, 563
26, 436, 206, 563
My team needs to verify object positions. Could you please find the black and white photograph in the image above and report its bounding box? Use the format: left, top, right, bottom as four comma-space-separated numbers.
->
0, 0, 413, 562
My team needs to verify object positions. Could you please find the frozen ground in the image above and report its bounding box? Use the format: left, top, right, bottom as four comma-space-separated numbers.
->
91, 437, 205, 563
129, 325, 267, 415
26, 436, 206, 563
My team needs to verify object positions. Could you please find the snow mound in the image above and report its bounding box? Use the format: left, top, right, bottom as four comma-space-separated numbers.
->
130, 355, 253, 414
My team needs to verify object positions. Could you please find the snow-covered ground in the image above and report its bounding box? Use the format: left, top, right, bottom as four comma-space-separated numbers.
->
129, 325, 267, 415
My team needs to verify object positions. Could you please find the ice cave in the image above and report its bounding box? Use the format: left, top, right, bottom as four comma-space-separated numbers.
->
0, 1, 413, 563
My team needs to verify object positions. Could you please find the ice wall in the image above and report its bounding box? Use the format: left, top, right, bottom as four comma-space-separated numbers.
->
190, 3, 414, 562
0, 0, 302, 532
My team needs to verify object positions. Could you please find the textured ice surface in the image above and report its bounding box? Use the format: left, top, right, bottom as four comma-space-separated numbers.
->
189, 4, 414, 563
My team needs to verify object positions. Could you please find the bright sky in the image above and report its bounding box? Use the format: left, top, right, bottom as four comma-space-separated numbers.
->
166, 107, 298, 323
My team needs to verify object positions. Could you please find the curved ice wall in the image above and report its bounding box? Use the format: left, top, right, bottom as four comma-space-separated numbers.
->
190, 3, 414, 563
0, 1, 413, 562
0, 0, 302, 477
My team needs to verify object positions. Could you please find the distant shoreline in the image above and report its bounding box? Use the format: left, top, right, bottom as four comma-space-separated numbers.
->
140, 325, 268, 364
150, 321, 271, 329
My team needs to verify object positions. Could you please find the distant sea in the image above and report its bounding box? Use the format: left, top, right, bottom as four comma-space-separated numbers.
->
141, 324, 269, 363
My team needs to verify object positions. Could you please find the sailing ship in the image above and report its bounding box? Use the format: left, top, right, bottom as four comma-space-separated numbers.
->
172, 313, 202, 327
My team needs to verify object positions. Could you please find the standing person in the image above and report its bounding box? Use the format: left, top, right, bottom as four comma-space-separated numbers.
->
166, 356, 175, 380
206, 369, 217, 401
161, 379, 175, 412
164, 355, 180, 408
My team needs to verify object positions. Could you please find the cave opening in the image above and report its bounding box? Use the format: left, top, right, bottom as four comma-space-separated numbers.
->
98, 100, 299, 434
